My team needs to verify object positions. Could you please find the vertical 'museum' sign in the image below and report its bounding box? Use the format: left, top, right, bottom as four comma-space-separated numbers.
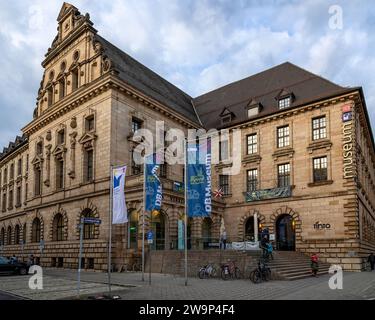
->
342, 105, 354, 179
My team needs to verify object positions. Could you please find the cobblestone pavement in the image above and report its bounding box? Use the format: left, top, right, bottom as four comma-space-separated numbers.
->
0, 269, 374, 300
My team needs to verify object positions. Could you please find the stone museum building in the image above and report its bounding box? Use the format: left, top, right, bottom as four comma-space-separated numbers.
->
0, 3, 374, 271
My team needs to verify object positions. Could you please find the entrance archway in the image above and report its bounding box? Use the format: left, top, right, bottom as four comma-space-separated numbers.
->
244, 217, 262, 242
202, 218, 212, 249
150, 210, 166, 250
276, 214, 295, 251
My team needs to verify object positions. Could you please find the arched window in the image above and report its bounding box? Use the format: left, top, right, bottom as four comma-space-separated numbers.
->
0, 227, 5, 245
23, 223, 27, 244
82, 209, 95, 240
14, 225, 20, 245
53, 214, 64, 241
32, 218, 41, 243
7, 226, 12, 245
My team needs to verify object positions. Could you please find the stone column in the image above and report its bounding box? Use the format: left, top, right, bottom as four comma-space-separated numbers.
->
44, 145, 52, 187
68, 132, 77, 179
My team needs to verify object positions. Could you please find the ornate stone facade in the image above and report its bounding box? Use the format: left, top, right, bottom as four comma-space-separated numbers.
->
0, 3, 374, 272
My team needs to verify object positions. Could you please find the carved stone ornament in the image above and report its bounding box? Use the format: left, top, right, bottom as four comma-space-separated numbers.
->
70, 117, 77, 129
46, 130, 52, 141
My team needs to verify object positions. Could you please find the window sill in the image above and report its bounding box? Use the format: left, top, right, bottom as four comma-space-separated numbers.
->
242, 154, 261, 164
272, 147, 294, 160
307, 139, 332, 153
308, 180, 333, 187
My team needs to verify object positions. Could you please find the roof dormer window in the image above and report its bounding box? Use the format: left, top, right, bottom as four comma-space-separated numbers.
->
219, 107, 235, 125
278, 96, 291, 109
247, 99, 262, 118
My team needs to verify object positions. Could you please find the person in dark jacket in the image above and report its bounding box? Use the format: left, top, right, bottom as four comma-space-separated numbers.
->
311, 253, 319, 277
368, 253, 375, 271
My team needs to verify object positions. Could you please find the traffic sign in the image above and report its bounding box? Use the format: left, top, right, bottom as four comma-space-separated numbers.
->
147, 230, 154, 244
82, 218, 102, 225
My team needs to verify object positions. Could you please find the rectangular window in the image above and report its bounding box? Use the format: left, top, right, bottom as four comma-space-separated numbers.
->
57, 130, 65, 145
35, 168, 42, 196
247, 106, 259, 118
159, 164, 167, 178
278, 163, 291, 187
131, 150, 142, 175
47, 87, 53, 107
219, 140, 229, 161
26, 154, 29, 172
59, 79, 65, 99
132, 117, 143, 133
219, 175, 230, 196
17, 158, 22, 176
278, 97, 291, 109
2, 193, 6, 212
85, 150, 94, 182
8, 189, 13, 209
247, 134, 258, 155
25, 183, 28, 203
277, 125, 290, 148
247, 169, 258, 192
36, 142, 43, 156
85, 116, 95, 132
10, 164, 14, 180
16, 186, 21, 206
56, 159, 64, 189
72, 69, 79, 92
312, 116, 327, 140
313, 156, 328, 182
3, 168, 7, 184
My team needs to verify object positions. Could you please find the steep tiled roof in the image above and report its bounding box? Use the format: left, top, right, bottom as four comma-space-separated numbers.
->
193, 62, 359, 129
97, 35, 199, 124
0, 135, 28, 161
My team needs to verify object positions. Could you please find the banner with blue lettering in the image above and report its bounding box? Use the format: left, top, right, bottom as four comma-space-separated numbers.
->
186, 138, 212, 217
145, 153, 163, 212
112, 165, 128, 224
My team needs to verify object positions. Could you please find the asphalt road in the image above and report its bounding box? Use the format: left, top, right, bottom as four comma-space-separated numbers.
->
0, 290, 23, 300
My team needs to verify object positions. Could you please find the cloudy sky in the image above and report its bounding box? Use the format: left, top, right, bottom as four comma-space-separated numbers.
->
0, 0, 374, 148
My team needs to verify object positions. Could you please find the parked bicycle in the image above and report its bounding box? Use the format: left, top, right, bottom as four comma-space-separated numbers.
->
249, 258, 271, 283
221, 260, 241, 280
198, 263, 217, 279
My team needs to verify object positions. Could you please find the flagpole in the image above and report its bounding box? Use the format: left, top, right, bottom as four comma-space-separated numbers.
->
108, 165, 113, 296
142, 159, 146, 282
184, 138, 188, 286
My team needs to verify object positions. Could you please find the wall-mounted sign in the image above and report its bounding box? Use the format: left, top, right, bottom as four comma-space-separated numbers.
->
269, 234, 275, 241
342, 105, 354, 179
313, 222, 331, 230
342, 112, 352, 122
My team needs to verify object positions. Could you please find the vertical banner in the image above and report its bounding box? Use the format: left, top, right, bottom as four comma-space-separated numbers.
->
186, 138, 212, 217
145, 154, 163, 212
112, 165, 128, 224
178, 220, 184, 250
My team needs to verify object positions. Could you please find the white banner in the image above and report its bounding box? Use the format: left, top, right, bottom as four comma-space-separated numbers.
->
112, 166, 128, 224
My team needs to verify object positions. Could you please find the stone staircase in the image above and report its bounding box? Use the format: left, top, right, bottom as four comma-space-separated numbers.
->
268, 251, 331, 280
144, 250, 331, 281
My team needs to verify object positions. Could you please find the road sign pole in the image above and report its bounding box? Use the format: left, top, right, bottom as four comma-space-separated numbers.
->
184, 138, 188, 286
142, 160, 146, 282
108, 165, 114, 296
77, 220, 84, 298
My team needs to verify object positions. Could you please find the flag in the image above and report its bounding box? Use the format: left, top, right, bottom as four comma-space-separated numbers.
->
213, 188, 224, 198
186, 138, 212, 217
145, 153, 163, 212
112, 166, 128, 224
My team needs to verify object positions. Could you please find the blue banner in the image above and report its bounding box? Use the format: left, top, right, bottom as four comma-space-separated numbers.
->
186, 139, 212, 217
145, 154, 163, 212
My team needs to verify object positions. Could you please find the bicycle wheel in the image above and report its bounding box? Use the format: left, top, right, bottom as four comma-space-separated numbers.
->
210, 267, 217, 278
253, 270, 262, 283
221, 268, 230, 280
198, 268, 206, 279
234, 267, 241, 279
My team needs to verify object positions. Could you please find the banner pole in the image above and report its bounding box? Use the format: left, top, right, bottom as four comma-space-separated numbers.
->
184, 138, 188, 286
108, 165, 113, 296
142, 159, 146, 282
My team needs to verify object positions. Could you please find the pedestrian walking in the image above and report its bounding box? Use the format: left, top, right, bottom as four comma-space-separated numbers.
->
267, 242, 274, 260
221, 229, 227, 250
27, 254, 35, 267
368, 253, 375, 271
311, 253, 319, 277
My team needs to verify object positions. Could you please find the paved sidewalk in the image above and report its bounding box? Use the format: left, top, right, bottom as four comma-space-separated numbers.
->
0, 269, 374, 300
